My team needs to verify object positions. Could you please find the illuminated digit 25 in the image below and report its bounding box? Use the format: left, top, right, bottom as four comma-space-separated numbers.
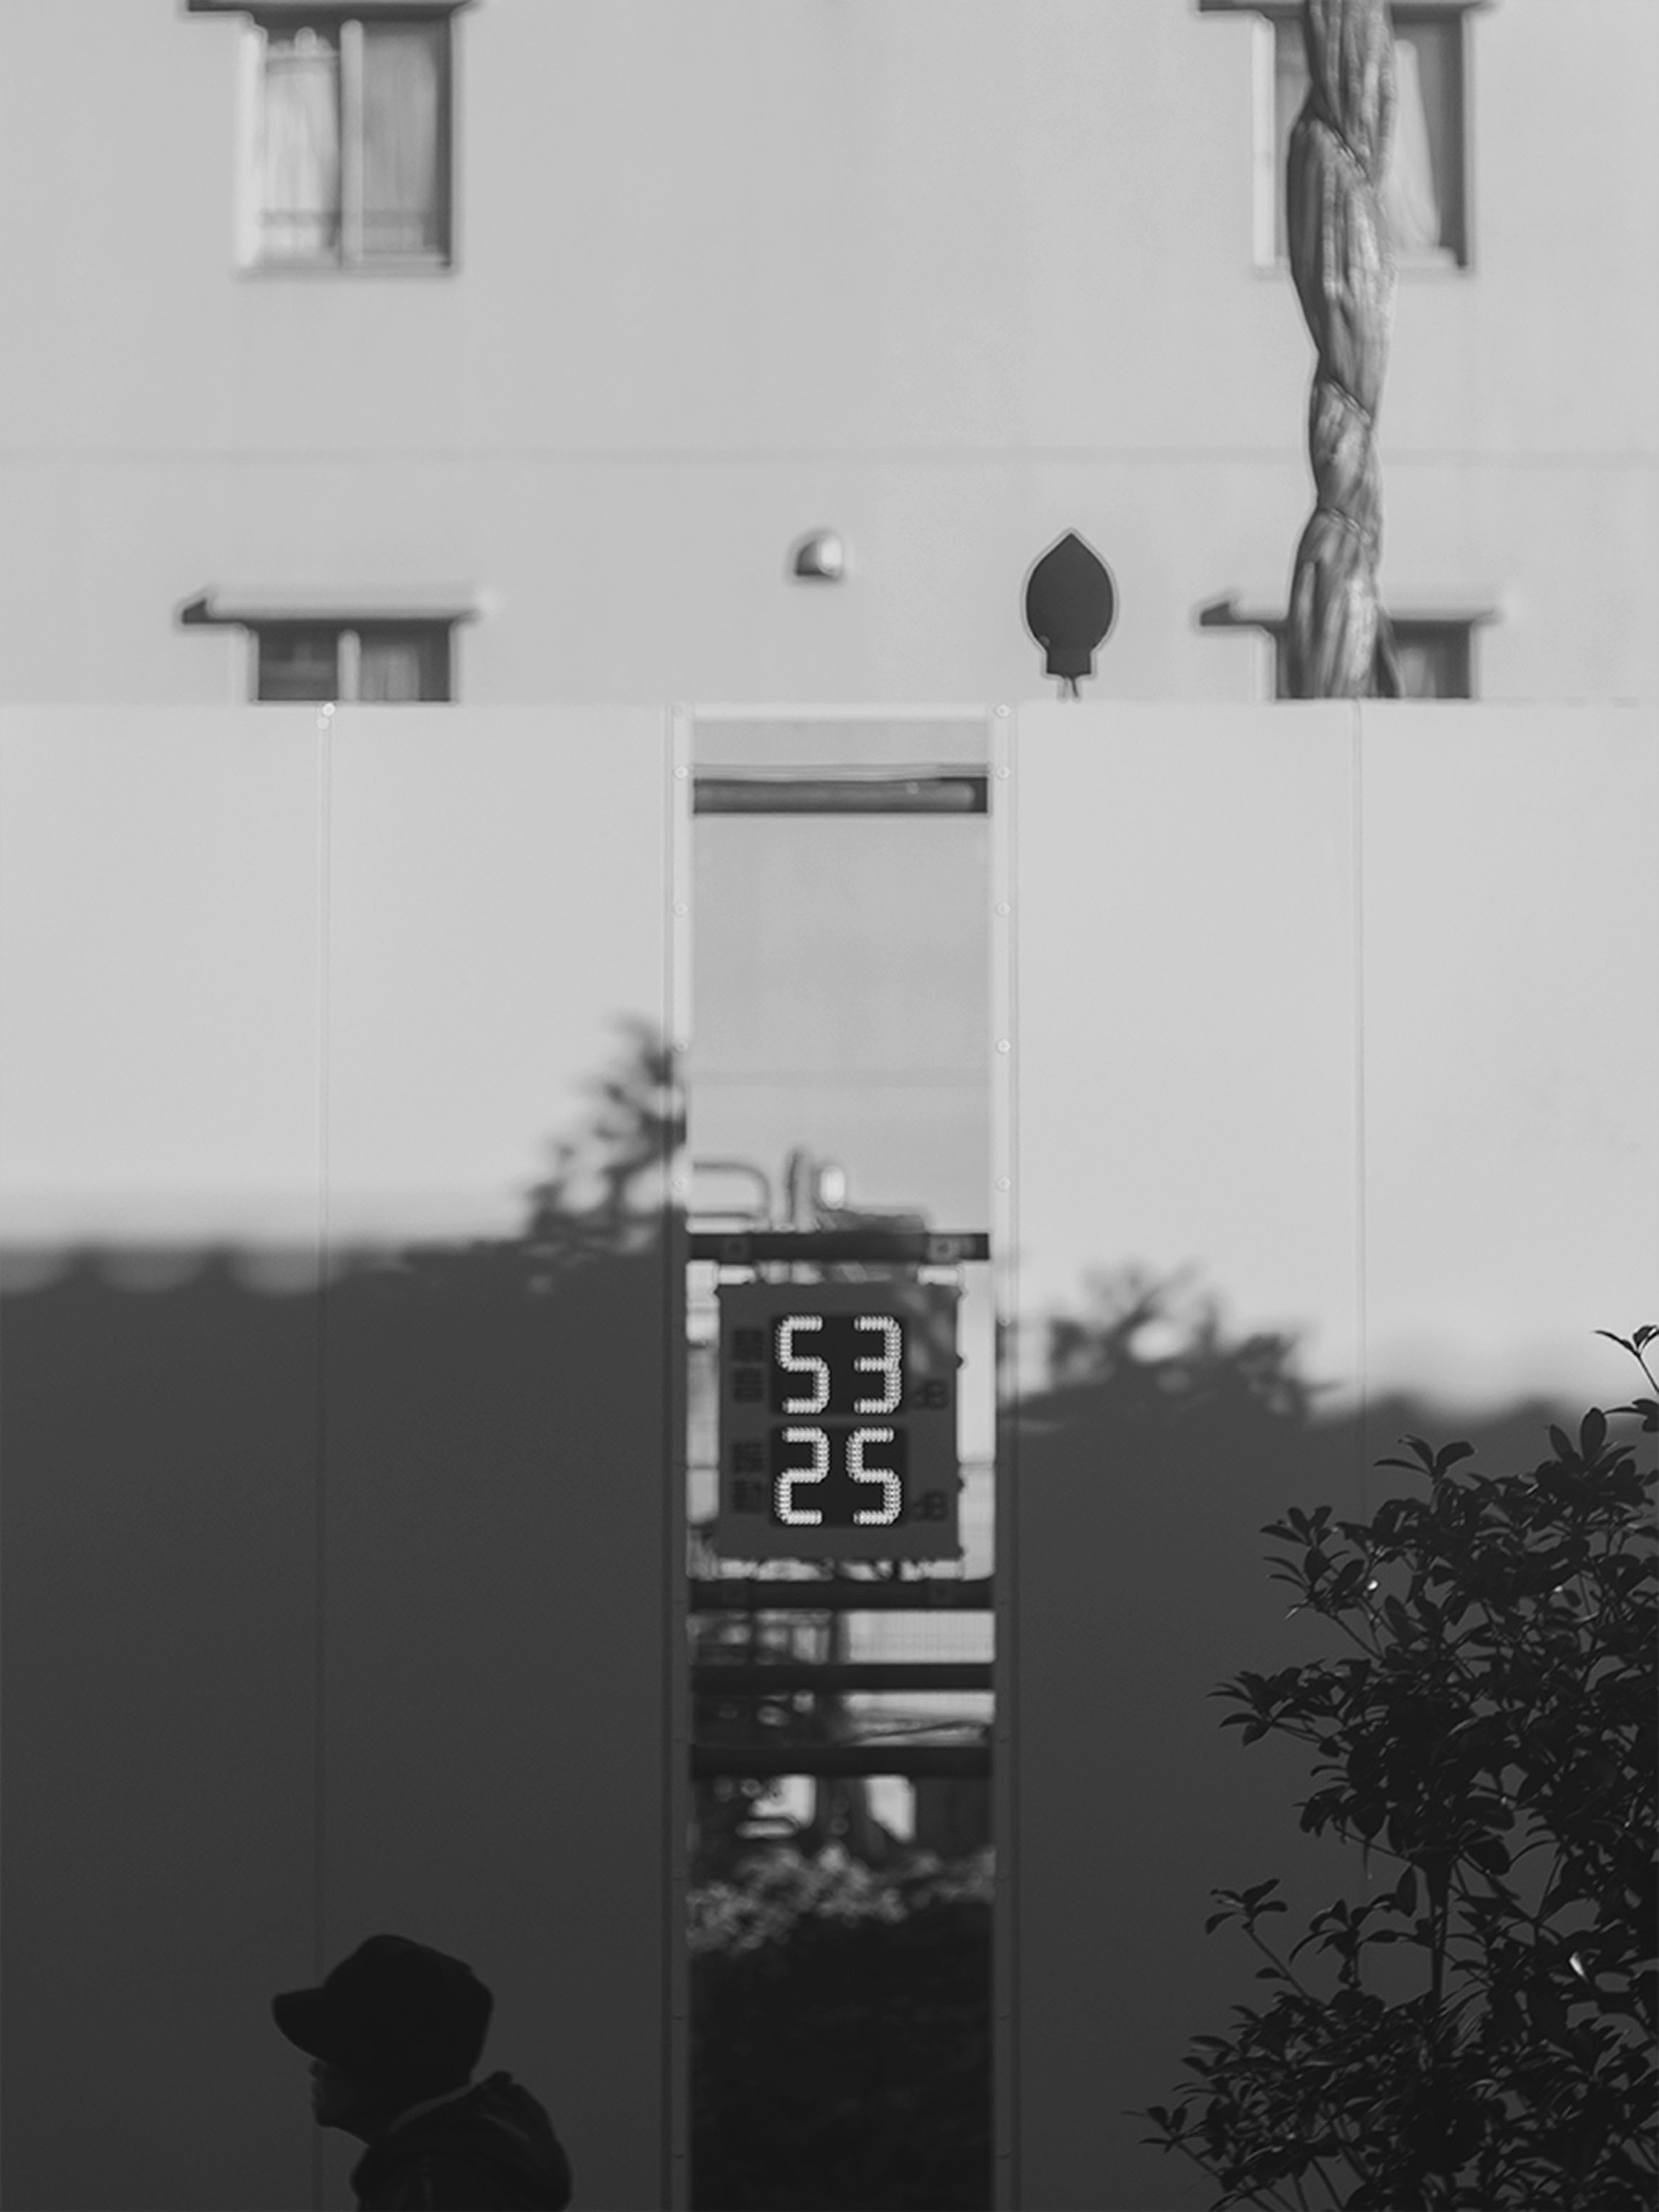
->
853, 1315, 903, 1414
776, 1315, 830, 1413
849, 1427, 903, 1525
775, 1427, 829, 1524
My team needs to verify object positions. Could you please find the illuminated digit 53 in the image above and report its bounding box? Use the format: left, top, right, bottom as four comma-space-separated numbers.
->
849, 1427, 903, 1526
853, 1315, 903, 1414
775, 1427, 829, 1525
776, 1314, 830, 1413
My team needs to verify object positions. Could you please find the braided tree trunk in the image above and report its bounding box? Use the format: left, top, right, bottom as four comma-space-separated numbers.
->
1284, 0, 1401, 697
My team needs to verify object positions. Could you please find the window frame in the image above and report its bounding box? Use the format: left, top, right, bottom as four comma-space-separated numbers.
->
247, 617, 455, 702
217, 3, 461, 273
1269, 619, 1476, 701
1195, 594, 1494, 701
1196, 0, 1484, 273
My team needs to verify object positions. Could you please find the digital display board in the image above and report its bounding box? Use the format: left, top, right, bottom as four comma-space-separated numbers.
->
712, 1281, 961, 1560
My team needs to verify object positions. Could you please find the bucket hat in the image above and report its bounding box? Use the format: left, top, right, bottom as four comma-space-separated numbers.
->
272, 1934, 492, 2082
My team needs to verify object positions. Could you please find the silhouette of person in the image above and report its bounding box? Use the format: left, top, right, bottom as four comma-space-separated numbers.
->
273, 1934, 573, 2210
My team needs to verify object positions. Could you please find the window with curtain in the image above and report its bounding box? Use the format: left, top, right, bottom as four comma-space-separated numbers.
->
360, 23, 445, 257
1387, 622, 1474, 699
257, 27, 342, 260
1271, 10, 1468, 265
253, 621, 452, 701
255, 623, 341, 699
254, 13, 451, 265
356, 624, 449, 700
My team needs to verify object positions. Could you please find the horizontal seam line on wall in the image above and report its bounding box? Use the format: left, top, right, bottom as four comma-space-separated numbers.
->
690, 1069, 988, 1085
2, 448, 1656, 469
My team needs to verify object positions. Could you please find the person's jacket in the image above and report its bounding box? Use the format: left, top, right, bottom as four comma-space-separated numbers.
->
350, 2073, 573, 2211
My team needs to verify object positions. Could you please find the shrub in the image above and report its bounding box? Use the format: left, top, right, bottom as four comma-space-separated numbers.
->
691, 1846, 993, 2210
1140, 1330, 1658, 2210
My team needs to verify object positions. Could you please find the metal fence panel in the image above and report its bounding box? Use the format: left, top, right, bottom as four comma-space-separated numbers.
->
0, 706, 678, 2212
1005, 699, 1659, 2210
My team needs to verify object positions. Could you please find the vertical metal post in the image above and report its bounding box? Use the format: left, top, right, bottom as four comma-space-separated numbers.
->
339, 16, 364, 265
989, 702, 1019, 2210
309, 699, 335, 2212
336, 628, 360, 706
665, 706, 694, 2211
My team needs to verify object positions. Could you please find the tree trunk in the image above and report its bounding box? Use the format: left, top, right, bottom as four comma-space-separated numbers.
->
1284, 0, 1402, 698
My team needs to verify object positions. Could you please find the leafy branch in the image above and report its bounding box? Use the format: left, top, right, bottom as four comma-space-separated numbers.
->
1137, 1332, 1658, 2209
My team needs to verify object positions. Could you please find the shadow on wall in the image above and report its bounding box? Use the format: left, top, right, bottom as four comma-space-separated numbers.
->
0, 1024, 681, 2212
1011, 1267, 1589, 2212
2, 1163, 1597, 2212
684, 1268, 1592, 2212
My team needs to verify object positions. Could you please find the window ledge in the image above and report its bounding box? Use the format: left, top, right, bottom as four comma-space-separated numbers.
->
1396, 254, 1472, 279
1253, 255, 1470, 280
236, 258, 454, 280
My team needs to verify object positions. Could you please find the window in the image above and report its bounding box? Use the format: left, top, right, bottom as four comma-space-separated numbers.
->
1195, 596, 1488, 699
1270, 9, 1468, 265
179, 587, 474, 693
1271, 620, 1475, 699
253, 621, 452, 700
248, 11, 452, 266
1380, 621, 1474, 700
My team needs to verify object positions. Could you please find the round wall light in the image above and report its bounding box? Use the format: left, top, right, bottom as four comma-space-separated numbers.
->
788, 529, 847, 582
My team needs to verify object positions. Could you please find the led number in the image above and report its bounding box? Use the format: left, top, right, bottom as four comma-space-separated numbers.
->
775, 1314, 830, 1413
849, 1427, 903, 1526
853, 1314, 904, 1415
775, 1427, 829, 1525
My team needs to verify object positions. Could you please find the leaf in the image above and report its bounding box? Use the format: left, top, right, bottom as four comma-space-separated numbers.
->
1377, 1436, 1438, 1478
1468, 1835, 1512, 1878
1433, 1440, 1476, 1478
1238, 1879, 1284, 1911
1353, 1797, 1387, 1841
1381, 1595, 1416, 1641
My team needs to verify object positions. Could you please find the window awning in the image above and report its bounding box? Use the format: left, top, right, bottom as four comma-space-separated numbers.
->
186, 2, 470, 17
1194, 1, 1491, 14
1197, 591, 1503, 631
178, 585, 481, 627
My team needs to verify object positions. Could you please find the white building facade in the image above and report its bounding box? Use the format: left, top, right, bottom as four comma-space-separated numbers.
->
2, 0, 1654, 709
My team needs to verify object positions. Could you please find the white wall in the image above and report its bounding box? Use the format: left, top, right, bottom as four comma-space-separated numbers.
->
1006, 699, 1659, 1411
3, 698, 1655, 2209
1006, 697, 1659, 2209
0, 707, 680, 2212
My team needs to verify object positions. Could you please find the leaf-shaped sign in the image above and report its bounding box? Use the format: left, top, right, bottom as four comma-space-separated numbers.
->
1022, 531, 1117, 689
